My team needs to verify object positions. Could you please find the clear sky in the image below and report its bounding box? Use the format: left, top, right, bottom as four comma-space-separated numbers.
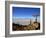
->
12, 7, 40, 19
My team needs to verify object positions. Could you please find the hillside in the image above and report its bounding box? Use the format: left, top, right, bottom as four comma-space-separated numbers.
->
12, 22, 40, 31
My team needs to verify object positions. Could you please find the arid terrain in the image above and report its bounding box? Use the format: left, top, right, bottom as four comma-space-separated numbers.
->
12, 21, 40, 31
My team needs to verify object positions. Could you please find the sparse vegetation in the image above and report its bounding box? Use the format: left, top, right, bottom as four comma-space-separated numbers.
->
12, 21, 40, 31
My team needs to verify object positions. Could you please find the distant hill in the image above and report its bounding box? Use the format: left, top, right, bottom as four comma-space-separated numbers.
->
13, 18, 40, 25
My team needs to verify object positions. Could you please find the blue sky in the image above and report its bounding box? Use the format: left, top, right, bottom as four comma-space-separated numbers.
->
12, 7, 40, 19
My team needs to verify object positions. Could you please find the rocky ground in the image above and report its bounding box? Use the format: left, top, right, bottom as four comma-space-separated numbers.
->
12, 22, 40, 31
